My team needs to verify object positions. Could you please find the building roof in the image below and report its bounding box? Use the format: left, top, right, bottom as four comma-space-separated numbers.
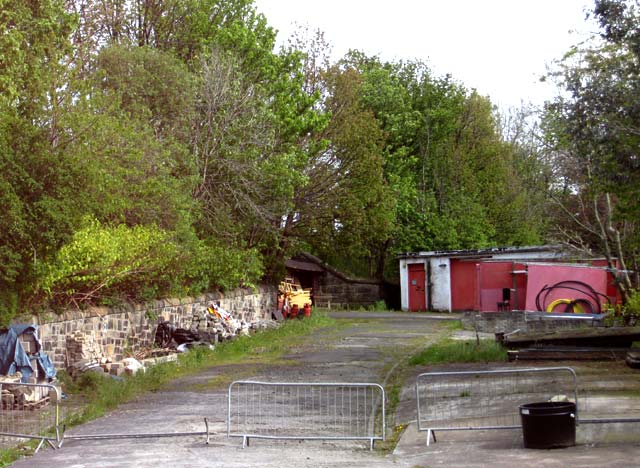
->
397, 245, 564, 260
285, 253, 380, 285
284, 259, 324, 272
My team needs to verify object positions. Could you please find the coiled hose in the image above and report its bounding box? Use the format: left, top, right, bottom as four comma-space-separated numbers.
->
535, 280, 611, 314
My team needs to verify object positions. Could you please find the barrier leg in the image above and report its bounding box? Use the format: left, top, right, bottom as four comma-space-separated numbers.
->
426, 428, 436, 446
34, 438, 46, 453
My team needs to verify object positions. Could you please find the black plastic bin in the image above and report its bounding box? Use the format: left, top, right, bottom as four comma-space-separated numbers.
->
519, 401, 576, 449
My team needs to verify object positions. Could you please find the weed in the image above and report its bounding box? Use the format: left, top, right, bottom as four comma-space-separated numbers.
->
445, 319, 465, 332
367, 300, 388, 311
409, 339, 507, 366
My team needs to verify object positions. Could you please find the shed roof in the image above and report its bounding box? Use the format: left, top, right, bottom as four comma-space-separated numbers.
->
284, 259, 324, 272
397, 245, 564, 260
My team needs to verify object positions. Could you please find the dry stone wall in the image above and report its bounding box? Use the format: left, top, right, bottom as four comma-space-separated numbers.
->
31, 286, 276, 371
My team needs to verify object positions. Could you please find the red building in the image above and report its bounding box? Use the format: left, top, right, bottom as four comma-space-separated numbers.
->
398, 246, 618, 313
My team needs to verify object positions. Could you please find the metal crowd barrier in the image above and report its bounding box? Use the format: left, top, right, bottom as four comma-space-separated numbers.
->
0, 382, 62, 452
227, 381, 385, 449
415, 367, 578, 444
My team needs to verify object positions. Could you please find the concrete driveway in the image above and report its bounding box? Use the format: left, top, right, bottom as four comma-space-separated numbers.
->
9, 311, 640, 467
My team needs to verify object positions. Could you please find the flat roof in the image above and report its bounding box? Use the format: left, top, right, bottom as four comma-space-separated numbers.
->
397, 245, 564, 260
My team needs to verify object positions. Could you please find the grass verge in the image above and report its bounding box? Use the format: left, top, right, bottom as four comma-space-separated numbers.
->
376, 358, 410, 453
409, 338, 507, 366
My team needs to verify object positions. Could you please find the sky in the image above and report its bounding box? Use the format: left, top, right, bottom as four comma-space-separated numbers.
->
253, 0, 597, 110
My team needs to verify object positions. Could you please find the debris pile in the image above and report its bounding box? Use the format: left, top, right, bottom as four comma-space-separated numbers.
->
154, 302, 252, 352
61, 302, 279, 379
66, 331, 109, 377
0, 372, 53, 410
197, 302, 247, 340
0, 325, 58, 409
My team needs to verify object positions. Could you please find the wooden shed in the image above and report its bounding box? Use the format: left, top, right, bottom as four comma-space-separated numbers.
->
285, 253, 383, 309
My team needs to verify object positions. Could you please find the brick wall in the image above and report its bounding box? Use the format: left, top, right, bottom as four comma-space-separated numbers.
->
29, 286, 276, 371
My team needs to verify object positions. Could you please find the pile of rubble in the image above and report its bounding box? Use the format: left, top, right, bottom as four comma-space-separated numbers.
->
66, 331, 120, 377
0, 372, 53, 410
66, 302, 279, 378
157, 302, 278, 349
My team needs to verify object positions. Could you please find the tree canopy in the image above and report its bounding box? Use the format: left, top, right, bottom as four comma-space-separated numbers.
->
543, 0, 640, 300
7, 0, 610, 320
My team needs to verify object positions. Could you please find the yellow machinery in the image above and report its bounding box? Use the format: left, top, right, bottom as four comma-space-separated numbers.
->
279, 278, 312, 308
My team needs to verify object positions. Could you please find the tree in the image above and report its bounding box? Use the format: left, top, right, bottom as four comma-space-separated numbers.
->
340, 54, 545, 280
191, 48, 278, 244
0, 0, 77, 317
66, 0, 260, 63
273, 30, 394, 277
544, 0, 640, 300
292, 66, 394, 271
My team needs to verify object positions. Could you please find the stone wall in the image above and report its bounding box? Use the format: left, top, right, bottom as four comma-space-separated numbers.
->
30, 286, 276, 371
462, 311, 604, 334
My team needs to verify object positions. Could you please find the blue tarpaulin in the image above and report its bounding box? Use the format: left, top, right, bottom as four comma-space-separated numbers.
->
0, 324, 56, 383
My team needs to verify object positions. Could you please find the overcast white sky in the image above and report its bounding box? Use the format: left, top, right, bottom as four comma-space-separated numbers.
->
253, 0, 597, 110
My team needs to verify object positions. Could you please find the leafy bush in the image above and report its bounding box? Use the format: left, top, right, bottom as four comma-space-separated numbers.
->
38, 218, 181, 307
622, 290, 640, 326
35, 216, 266, 309
181, 239, 264, 294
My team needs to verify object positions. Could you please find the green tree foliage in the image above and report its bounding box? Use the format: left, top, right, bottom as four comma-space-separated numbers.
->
67, 0, 259, 63
544, 0, 640, 296
0, 0, 78, 317
39, 219, 180, 307
289, 65, 394, 268
191, 48, 279, 244
277, 30, 394, 276
38, 218, 263, 307
343, 55, 545, 279
0, 0, 549, 318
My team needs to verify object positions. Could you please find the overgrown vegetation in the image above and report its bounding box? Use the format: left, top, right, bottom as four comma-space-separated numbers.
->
2, 0, 639, 318
0, 0, 551, 319
409, 339, 508, 366
609, 289, 640, 326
